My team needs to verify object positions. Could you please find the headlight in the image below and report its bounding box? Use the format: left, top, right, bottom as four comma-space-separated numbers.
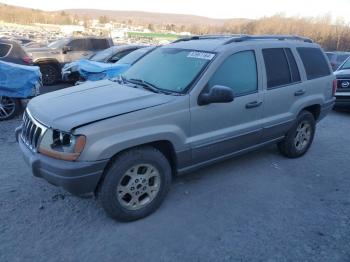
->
38, 129, 86, 161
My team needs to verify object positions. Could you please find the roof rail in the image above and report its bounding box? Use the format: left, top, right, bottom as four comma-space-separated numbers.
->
172, 34, 246, 43
224, 35, 313, 44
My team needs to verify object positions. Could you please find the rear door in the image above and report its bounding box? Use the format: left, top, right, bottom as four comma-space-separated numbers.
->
259, 47, 304, 141
190, 48, 264, 164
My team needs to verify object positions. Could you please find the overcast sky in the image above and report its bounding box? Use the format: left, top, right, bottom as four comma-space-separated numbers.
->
1, 0, 350, 21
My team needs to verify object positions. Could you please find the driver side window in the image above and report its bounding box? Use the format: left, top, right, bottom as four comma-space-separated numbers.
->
208, 50, 258, 96
68, 39, 86, 51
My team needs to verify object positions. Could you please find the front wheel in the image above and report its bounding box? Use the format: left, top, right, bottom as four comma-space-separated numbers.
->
277, 110, 316, 158
0, 96, 21, 121
98, 146, 172, 222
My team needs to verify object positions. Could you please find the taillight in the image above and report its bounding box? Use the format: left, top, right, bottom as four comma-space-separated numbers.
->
332, 79, 338, 96
22, 56, 32, 64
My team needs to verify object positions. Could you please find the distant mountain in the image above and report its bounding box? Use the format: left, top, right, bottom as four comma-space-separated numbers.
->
63, 9, 249, 27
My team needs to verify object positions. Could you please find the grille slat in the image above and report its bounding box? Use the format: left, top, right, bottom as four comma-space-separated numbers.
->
21, 111, 45, 151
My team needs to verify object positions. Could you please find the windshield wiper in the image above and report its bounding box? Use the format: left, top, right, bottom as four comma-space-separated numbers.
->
127, 78, 161, 93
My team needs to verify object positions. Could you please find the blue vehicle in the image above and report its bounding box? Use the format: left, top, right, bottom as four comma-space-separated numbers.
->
0, 61, 41, 120
62, 46, 156, 83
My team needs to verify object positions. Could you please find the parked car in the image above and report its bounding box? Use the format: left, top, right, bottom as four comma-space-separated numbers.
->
16, 35, 335, 221
61, 45, 148, 83
325, 51, 350, 71
333, 56, 350, 108
0, 60, 41, 120
26, 37, 114, 85
0, 39, 33, 65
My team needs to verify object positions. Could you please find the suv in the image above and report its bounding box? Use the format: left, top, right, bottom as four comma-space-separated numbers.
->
16, 35, 335, 221
26, 37, 113, 85
0, 39, 33, 65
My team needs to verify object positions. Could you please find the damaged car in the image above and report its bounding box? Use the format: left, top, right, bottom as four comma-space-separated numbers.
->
0, 60, 41, 120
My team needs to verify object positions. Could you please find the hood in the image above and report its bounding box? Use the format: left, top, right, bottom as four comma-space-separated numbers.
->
27, 80, 174, 131
334, 68, 350, 78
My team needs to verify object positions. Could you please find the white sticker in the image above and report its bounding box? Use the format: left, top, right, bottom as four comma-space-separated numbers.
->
187, 51, 215, 60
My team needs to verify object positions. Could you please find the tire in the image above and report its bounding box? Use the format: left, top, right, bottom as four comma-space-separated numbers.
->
39, 64, 60, 85
277, 110, 316, 158
0, 96, 21, 121
98, 146, 172, 222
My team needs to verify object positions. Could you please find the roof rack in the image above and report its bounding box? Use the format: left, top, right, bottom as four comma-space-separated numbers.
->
172, 34, 246, 43
224, 35, 313, 44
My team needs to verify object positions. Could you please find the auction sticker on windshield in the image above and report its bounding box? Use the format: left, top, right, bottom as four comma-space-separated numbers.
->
187, 51, 215, 60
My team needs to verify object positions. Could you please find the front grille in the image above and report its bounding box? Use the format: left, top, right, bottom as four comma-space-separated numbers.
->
21, 111, 46, 151
336, 79, 350, 91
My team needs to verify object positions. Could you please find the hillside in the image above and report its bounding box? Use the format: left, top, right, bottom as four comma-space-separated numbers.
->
63, 8, 248, 27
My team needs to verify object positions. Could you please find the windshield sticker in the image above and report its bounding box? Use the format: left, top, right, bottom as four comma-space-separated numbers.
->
187, 51, 215, 60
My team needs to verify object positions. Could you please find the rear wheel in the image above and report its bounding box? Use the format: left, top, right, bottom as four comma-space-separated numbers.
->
98, 146, 172, 222
277, 110, 316, 158
0, 96, 20, 121
39, 64, 60, 85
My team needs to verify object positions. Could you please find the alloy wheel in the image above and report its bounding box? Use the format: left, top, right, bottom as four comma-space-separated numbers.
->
294, 121, 312, 151
0, 96, 16, 120
116, 164, 161, 211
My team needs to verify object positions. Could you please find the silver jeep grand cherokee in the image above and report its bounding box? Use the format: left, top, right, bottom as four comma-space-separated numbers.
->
16, 35, 335, 221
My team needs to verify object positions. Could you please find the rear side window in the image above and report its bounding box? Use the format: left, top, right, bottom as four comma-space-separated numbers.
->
110, 49, 136, 63
0, 43, 11, 57
263, 48, 291, 88
208, 50, 258, 96
297, 47, 331, 80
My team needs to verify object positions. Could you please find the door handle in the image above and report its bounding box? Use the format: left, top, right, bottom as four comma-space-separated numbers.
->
294, 89, 306, 96
245, 101, 262, 109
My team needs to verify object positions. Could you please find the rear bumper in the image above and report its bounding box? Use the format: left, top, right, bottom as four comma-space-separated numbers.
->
319, 98, 335, 121
17, 131, 108, 195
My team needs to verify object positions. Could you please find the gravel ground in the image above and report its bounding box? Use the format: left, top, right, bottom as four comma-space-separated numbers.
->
0, 108, 350, 262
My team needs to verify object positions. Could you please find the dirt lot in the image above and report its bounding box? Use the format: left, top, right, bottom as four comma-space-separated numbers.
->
0, 107, 350, 262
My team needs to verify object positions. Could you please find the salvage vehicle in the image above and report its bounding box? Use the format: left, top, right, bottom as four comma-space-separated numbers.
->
27, 37, 113, 85
0, 39, 33, 65
333, 56, 350, 108
0, 60, 41, 120
62, 45, 144, 83
76, 46, 157, 83
16, 35, 335, 221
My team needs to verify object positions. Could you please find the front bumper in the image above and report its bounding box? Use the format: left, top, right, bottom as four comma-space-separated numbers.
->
17, 129, 108, 195
335, 92, 350, 107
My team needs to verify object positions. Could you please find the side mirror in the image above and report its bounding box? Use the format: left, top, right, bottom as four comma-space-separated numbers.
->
198, 85, 234, 106
62, 46, 72, 54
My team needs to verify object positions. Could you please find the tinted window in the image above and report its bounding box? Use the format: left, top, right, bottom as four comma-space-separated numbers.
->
208, 51, 257, 96
285, 49, 301, 82
0, 43, 11, 57
91, 39, 109, 50
263, 48, 291, 88
69, 39, 86, 51
297, 47, 331, 80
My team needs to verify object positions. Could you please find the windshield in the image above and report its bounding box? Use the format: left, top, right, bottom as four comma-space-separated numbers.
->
90, 47, 116, 62
122, 48, 214, 93
116, 47, 153, 65
339, 57, 350, 70
48, 39, 69, 49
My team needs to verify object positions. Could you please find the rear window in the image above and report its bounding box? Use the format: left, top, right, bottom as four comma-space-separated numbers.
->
297, 47, 331, 80
0, 43, 11, 57
262, 48, 291, 89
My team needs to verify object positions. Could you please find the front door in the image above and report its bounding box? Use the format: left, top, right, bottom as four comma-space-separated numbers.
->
190, 49, 264, 165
